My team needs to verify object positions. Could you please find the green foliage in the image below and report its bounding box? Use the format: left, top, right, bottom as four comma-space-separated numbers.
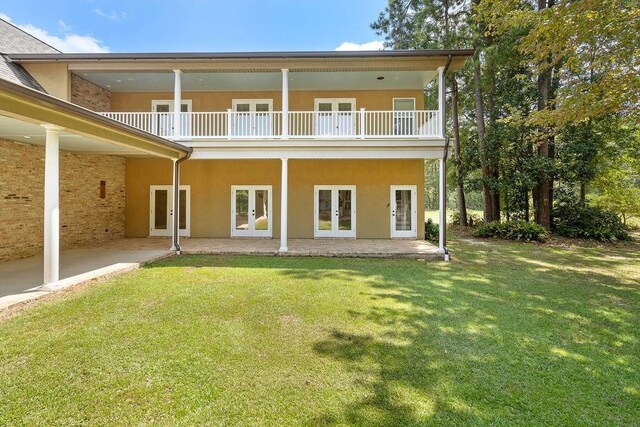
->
451, 210, 483, 227
474, 220, 548, 242
553, 197, 631, 242
424, 218, 439, 241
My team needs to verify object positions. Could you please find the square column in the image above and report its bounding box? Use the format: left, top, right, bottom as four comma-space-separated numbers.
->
438, 157, 447, 255
171, 159, 181, 252
279, 158, 288, 252
437, 66, 445, 138
173, 69, 182, 139
281, 69, 289, 139
43, 125, 63, 287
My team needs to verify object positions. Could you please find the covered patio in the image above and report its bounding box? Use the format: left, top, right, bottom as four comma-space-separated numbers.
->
0, 237, 441, 309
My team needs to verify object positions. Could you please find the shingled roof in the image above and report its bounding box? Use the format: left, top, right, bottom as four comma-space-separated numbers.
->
0, 18, 59, 91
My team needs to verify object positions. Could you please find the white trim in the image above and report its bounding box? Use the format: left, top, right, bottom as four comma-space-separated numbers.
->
151, 99, 192, 112
279, 159, 288, 251
390, 185, 417, 238
231, 99, 274, 111
149, 185, 191, 237
231, 185, 273, 238
392, 97, 416, 110
189, 147, 447, 160
313, 185, 356, 238
43, 126, 61, 286
313, 98, 357, 136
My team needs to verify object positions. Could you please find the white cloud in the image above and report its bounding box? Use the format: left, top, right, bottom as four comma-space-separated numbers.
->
0, 13, 109, 52
57, 20, 71, 32
335, 40, 385, 51
93, 7, 127, 21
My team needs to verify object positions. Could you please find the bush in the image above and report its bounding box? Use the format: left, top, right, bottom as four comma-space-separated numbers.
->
553, 199, 630, 242
474, 220, 548, 242
425, 219, 439, 241
450, 211, 483, 227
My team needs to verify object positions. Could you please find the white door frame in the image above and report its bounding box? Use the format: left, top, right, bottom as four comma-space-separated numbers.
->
314, 185, 356, 238
313, 98, 356, 136
149, 185, 191, 237
390, 185, 417, 238
231, 99, 274, 137
151, 100, 192, 137
231, 185, 273, 238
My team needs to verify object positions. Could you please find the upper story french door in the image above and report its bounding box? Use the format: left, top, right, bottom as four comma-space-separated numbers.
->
393, 98, 416, 136
314, 98, 356, 137
231, 99, 274, 137
151, 100, 192, 137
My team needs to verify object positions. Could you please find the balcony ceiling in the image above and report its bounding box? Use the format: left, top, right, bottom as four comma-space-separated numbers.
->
78, 70, 437, 93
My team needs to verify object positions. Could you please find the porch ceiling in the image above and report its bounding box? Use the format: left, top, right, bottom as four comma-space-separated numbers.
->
0, 115, 151, 156
77, 70, 437, 92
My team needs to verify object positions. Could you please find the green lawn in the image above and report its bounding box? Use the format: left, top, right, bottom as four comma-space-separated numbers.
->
1, 235, 639, 425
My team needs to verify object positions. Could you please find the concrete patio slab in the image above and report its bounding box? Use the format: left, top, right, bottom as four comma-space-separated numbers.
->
0, 239, 171, 310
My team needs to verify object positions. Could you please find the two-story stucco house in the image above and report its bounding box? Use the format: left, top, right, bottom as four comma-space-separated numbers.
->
0, 18, 472, 288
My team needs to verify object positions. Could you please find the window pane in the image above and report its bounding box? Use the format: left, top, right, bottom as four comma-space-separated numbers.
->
338, 190, 352, 231
338, 102, 353, 111
235, 190, 249, 230
155, 104, 170, 113
318, 103, 332, 112
395, 190, 412, 231
154, 190, 168, 230
179, 189, 187, 230
236, 103, 250, 112
180, 104, 189, 112
255, 103, 270, 112
317, 190, 332, 230
393, 99, 415, 111
254, 189, 269, 231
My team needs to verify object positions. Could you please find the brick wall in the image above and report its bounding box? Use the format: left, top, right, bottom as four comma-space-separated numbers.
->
70, 73, 111, 112
0, 138, 126, 262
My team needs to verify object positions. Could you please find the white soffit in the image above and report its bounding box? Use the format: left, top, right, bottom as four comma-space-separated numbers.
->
0, 114, 145, 156
77, 70, 436, 92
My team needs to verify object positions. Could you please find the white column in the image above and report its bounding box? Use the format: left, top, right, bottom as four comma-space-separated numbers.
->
173, 69, 182, 139
170, 159, 180, 252
438, 157, 447, 254
281, 68, 289, 139
437, 66, 445, 138
43, 125, 62, 287
279, 158, 288, 252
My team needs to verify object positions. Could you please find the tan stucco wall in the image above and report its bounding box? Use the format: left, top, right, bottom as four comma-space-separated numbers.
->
110, 90, 424, 112
125, 158, 424, 239
22, 63, 70, 101
0, 138, 126, 262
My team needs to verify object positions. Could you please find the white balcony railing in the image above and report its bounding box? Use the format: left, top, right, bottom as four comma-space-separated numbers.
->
101, 110, 441, 140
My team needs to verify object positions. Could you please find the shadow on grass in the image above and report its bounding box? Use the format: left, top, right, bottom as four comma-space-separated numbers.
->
144, 239, 640, 425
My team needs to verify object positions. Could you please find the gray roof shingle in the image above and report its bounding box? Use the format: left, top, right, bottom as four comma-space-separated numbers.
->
0, 18, 59, 91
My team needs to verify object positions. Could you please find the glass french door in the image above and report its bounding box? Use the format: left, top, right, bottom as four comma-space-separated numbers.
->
231, 185, 272, 237
390, 185, 417, 238
151, 100, 191, 137
232, 99, 273, 137
314, 185, 356, 238
393, 98, 416, 136
314, 98, 356, 136
149, 185, 190, 237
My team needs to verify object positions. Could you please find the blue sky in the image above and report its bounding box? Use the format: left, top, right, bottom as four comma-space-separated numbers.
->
1, 0, 388, 53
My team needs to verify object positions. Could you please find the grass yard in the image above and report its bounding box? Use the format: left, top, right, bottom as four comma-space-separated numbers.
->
1, 235, 639, 425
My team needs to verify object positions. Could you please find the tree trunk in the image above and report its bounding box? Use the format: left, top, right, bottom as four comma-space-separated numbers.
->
535, 0, 553, 229
524, 189, 530, 222
450, 75, 468, 226
580, 182, 586, 202
471, 2, 493, 223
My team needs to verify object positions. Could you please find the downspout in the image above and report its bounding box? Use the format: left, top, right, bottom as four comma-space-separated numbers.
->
172, 152, 191, 254
442, 54, 452, 261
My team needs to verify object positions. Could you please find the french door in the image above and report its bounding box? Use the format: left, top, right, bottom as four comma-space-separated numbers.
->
314, 98, 356, 136
393, 98, 416, 136
231, 185, 272, 237
149, 185, 190, 237
151, 100, 192, 137
314, 185, 356, 238
232, 99, 273, 137
390, 185, 417, 238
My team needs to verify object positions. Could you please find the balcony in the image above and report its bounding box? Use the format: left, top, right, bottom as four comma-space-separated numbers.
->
100, 110, 441, 140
